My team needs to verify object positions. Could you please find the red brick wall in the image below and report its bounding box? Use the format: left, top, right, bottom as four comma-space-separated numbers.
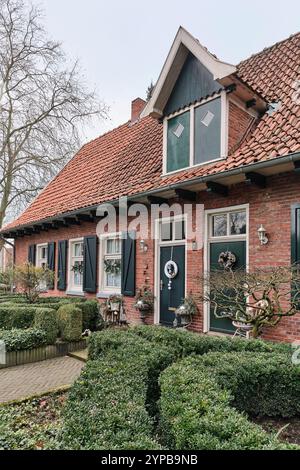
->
228, 101, 256, 154
14, 171, 300, 342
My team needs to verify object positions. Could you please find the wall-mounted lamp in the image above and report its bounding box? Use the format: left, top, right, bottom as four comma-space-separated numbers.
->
140, 239, 148, 253
258, 225, 269, 245
192, 240, 198, 251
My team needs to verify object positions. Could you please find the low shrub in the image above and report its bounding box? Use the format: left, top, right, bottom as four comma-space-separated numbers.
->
159, 354, 299, 450
34, 308, 59, 344
0, 306, 35, 329
76, 300, 99, 331
57, 304, 82, 342
61, 331, 175, 449
0, 328, 47, 351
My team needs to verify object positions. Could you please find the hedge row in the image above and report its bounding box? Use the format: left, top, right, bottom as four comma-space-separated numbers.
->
0, 328, 47, 351
0, 300, 99, 332
159, 353, 300, 450
61, 331, 177, 449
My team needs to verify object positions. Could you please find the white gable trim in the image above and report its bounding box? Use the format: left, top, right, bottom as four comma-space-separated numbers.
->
141, 27, 236, 119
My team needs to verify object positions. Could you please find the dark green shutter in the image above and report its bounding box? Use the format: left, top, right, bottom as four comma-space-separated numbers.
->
83, 236, 97, 293
28, 244, 36, 265
47, 242, 56, 290
121, 231, 136, 297
291, 204, 300, 264
57, 240, 68, 291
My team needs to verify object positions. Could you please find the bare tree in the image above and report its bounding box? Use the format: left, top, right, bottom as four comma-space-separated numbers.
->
199, 266, 300, 337
0, 0, 107, 233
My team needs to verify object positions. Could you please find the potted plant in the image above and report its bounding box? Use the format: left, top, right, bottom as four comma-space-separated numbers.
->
135, 287, 154, 322
108, 294, 122, 313
175, 293, 198, 327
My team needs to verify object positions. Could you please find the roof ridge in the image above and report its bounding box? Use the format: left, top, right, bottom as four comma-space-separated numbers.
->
239, 31, 300, 66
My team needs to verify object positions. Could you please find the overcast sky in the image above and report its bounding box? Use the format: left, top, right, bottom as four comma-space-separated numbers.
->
34, 0, 300, 142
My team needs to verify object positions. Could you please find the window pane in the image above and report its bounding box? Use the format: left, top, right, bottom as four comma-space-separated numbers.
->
106, 272, 121, 288
106, 239, 114, 254
73, 261, 83, 286
194, 97, 221, 165
230, 211, 247, 235
174, 220, 185, 240
167, 111, 190, 173
161, 222, 172, 241
212, 214, 227, 237
74, 242, 83, 257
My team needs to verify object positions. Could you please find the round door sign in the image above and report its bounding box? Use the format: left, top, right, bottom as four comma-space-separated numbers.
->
164, 260, 178, 279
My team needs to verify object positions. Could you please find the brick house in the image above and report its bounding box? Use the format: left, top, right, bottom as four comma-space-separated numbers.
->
1, 27, 300, 342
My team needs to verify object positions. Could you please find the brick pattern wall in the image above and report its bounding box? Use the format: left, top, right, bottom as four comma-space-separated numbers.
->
14, 171, 300, 342
228, 101, 256, 155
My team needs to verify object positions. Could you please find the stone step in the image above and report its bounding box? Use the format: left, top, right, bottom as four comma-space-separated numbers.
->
68, 349, 88, 363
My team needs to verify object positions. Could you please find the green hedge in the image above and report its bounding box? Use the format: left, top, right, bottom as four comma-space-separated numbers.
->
159, 353, 300, 450
34, 308, 59, 344
0, 306, 36, 329
57, 304, 82, 342
0, 328, 47, 352
61, 331, 176, 449
76, 300, 99, 331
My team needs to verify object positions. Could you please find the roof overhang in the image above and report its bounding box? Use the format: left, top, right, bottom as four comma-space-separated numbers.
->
141, 26, 237, 119
2, 152, 300, 239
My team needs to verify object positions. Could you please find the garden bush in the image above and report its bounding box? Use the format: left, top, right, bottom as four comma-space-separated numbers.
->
34, 308, 59, 344
57, 304, 82, 342
76, 300, 99, 331
0, 305, 35, 329
159, 353, 300, 450
0, 328, 47, 351
61, 330, 176, 449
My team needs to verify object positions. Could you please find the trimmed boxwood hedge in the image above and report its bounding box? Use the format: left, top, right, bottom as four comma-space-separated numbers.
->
0, 306, 36, 329
75, 300, 99, 331
61, 331, 176, 449
0, 328, 47, 351
63, 326, 298, 450
34, 308, 59, 344
159, 353, 300, 450
57, 304, 82, 342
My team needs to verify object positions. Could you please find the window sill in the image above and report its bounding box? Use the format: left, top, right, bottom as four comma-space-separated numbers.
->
66, 290, 85, 297
97, 291, 121, 299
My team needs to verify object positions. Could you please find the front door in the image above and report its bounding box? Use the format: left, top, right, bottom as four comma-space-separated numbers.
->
209, 240, 246, 333
160, 245, 185, 326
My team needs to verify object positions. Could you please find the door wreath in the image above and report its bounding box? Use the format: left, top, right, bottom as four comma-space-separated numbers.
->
218, 251, 237, 271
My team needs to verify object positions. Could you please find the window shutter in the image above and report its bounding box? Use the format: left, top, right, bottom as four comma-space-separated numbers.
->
28, 244, 36, 265
121, 231, 136, 297
83, 236, 98, 293
291, 204, 300, 264
47, 242, 56, 290
57, 240, 68, 291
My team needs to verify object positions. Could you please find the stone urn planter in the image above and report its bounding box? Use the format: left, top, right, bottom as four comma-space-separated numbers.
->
134, 287, 154, 324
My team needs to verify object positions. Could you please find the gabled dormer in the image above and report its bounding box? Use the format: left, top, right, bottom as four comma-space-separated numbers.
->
142, 27, 267, 175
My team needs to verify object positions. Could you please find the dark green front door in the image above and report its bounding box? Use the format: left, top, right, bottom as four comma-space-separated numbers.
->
209, 241, 246, 334
160, 245, 185, 326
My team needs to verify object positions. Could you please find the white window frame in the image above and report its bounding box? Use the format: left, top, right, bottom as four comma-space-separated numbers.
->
98, 232, 122, 296
163, 90, 229, 176
67, 238, 84, 294
203, 204, 249, 333
36, 243, 48, 291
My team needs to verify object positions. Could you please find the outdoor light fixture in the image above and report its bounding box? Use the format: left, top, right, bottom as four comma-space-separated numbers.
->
257, 225, 268, 245
192, 240, 198, 251
140, 239, 148, 253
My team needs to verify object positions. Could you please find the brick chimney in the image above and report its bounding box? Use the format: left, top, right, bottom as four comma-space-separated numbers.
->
131, 97, 146, 123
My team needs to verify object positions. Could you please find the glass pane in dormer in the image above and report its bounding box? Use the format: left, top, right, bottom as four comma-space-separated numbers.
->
194, 97, 221, 165
167, 111, 190, 172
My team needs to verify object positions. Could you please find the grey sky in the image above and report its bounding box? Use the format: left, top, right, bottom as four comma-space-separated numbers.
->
34, 0, 300, 142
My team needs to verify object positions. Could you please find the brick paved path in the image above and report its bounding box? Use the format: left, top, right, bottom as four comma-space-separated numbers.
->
0, 356, 84, 403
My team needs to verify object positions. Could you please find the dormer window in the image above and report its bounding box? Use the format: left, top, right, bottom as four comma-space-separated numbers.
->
164, 93, 227, 174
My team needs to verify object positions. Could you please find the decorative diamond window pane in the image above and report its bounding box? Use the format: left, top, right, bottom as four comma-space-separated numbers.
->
194, 97, 221, 165
212, 214, 227, 237
167, 111, 190, 172
201, 110, 215, 127
173, 122, 184, 138
230, 211, 247, 235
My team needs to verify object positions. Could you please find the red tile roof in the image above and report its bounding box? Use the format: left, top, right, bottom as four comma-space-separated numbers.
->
3, 32, 300, 232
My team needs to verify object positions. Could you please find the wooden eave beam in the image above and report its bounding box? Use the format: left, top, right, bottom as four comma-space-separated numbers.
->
147, 196, 169, 205
175, 188, 197, 202
206, 181, 228, 197
77, 213, 95, 222
294, 161, 300, 174
245, 172, 266, 188
63, 217, 81, 226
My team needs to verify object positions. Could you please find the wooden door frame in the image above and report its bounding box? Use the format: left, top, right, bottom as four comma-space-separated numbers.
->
154, 215, 187, 325
203, 204, 249, 333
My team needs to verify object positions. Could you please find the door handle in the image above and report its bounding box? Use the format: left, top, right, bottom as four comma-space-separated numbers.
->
160, 280, 164, 291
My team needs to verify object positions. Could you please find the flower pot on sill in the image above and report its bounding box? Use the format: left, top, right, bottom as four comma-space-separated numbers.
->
232, 320, 253, 331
